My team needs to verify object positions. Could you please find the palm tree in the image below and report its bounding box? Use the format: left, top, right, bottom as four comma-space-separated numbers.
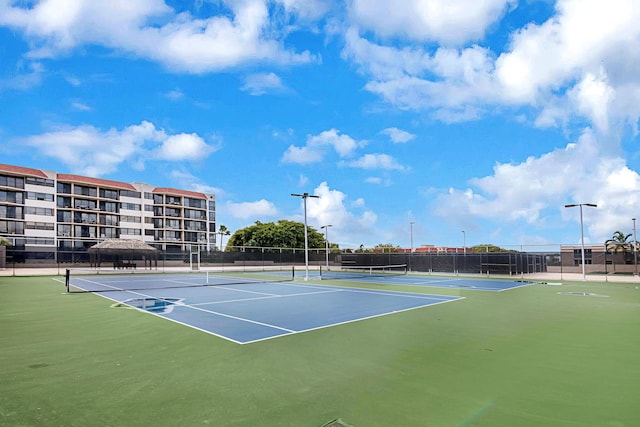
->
217, 225, 230, 251
605, 230, 634, 265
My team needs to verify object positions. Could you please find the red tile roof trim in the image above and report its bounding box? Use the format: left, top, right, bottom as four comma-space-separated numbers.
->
0, 164, 48, 178
57, 174, 137, 191
152, 187, 208, 199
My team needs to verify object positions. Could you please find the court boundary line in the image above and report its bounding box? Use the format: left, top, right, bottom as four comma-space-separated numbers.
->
334, 274, 541, 292
65, 278, 467, 344
243, 295, 465, 344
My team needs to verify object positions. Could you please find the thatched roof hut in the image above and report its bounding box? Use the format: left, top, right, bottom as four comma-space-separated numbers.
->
88, 239, 158, 268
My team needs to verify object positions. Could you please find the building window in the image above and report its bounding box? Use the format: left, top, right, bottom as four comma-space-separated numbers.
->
120, 190, 142, 198
74, 199, 97, 210
100, 201, 118, 213
57, 196, 72, 208
57, 211, 72, 223
25, 207, 54, 216
120, 228, 141, 236
73, 185, 97, 197
165, 207, 180, 217
26, 192, 54, 202
0, 190, 24, 203
57, 183, 72, 194
0, 220, 24, 234
99, 189, 119, 200
57, 224, 72, 237
573, 248, 592, 265
0, 175, 25, 189
26, 221, 54, 231
120, 215, 141, 223
120, 202, 141, 211
25, 177, 55, 187
166, 196, 181, 205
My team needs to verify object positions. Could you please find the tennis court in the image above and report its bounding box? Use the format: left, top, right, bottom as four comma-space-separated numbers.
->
315, 265, 537, 291
66, 269, 463, 344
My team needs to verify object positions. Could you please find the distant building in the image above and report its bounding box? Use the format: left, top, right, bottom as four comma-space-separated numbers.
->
401, 245, 466, 254
0, 163, 216, 262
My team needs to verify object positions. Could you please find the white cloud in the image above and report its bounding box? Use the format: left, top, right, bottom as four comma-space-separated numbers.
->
0, 0, 317, 73
281, 129, 362, 164
277, 0, 331, 21
348, 153, 405, 170
381, 127, 415, 143
226, 199, 278, 219
164, 88, 184, 101
0, 61, 45, 91
154, 133, 215, 161
71, 101, 91, 111
365, 177, 382, 184
240, 72, 285, 95
349, 0, 515, 45
342, 0, 640, 138
170, 169, 224, 195
296, 182, 378, 246
20, 121, 216, 176
434, 129, 640, 243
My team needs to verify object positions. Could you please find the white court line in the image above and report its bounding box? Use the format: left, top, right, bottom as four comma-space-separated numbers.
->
92, 287, 298, 334
243, 295, 465, 345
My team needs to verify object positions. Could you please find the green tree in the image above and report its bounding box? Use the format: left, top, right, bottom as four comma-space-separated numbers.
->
226, 220, 326, 249
605, 230, 634, 256
0, 237, 12, 246
470, 244, 517, 253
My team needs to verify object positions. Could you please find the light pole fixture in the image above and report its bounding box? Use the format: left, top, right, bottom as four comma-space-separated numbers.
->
321, 225, 332, 270
462, 230, 466, 255
633, 218, 638, 276
565, 203, 597, 281
292, 192, 319, 281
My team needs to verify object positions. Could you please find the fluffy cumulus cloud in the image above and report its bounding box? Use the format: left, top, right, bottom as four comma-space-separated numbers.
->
281, 129, 362, 164
344, 0, 640, 134
20, 121, 216, 176
240, 72, 285, 96
154, 133, 215, 161
349, 0, 515, 45
295, 182, 378, 246
0, 0, 316, 73
347, 153, 405, 170
381, 127, 415, 143
225, 199, 278, 219
434, 130, 640, 243
277, 0, 331, 21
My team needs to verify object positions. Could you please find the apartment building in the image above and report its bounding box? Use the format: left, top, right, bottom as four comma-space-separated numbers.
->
0, 164, 215, 262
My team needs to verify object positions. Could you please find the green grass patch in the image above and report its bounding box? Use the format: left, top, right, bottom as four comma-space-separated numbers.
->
1, 276, 639, 426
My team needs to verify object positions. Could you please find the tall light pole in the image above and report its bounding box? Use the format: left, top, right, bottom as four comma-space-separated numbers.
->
409, 221, 415, 272
410, 221, 415, 253
633, 218, 638, 276
462, 230, 466, 254
321, 224, 332, 270
291, 192, 319, 281
565, 203, 597, 281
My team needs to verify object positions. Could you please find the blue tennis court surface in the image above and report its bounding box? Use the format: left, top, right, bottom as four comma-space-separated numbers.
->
87, 280, 463, 344
313, 272, 538, 291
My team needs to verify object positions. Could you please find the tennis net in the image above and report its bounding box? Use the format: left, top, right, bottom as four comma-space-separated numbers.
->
319, 264, 407, 280
65, 266, 295, 293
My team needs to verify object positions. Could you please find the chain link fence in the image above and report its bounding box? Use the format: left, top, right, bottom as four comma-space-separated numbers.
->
2, 243, 639, 278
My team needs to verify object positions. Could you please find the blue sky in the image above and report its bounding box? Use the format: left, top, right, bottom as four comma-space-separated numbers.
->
1, 0, 640, 251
